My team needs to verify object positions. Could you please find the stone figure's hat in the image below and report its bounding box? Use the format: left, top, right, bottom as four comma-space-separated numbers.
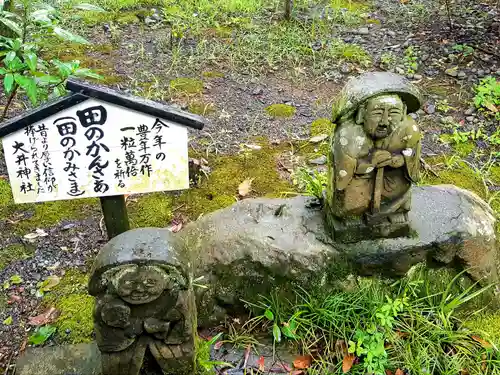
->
332, 72, 423, 123
88, 228, 185, 295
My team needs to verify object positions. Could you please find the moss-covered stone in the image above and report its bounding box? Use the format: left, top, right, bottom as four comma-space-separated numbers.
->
452, 142, 475, 157
265, 104, 296, 118
311, 118, 334, 136
44, 270, 94, 344
169, 78, 204, 95
0, 243, 34, 271
116, 13, 140, 25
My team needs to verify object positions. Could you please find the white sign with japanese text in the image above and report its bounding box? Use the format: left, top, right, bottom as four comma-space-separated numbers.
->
2, 99, 189, 203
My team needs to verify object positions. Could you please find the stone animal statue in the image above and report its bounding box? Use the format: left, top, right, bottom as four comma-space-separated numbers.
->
325, 72, 423, 242
88, 232, 194, 375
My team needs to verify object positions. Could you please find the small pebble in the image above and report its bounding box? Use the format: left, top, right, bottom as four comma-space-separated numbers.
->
309, 155, 327, 165
466, 116, 475, 122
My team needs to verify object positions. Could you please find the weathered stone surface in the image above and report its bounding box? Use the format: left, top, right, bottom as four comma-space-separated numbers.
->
102, 185, 497, 321
16, 342, 101, 375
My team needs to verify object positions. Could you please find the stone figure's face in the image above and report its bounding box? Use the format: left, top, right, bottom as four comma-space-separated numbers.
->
363, 95, 404, 139
114, 265, 168, 305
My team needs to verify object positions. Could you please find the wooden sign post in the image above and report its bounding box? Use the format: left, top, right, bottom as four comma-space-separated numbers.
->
0, 79, 204, 239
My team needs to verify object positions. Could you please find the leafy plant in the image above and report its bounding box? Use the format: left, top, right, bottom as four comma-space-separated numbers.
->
452, 43, 474, 59
403, 46, 418, 75
474, 76, 500, 120
291, 167, 327, 201
380, 52, 397, 70
0, 1, 102, 120
28, 325, 56, 345
436, 99, 453, 113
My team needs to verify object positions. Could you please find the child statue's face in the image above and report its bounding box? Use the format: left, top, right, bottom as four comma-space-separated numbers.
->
114, 265, 168, 305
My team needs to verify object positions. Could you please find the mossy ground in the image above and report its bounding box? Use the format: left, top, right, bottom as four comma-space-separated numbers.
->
0, 178, 99, 235
128, 142, 295, 225
310, 117, 334, 136
43, 270, 94, 344
265, 104, 296, 118
169, 78, 204, 95
0, 243, 34, 271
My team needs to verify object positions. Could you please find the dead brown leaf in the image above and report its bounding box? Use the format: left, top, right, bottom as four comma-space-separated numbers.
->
395, 369, 404, 375
238, 178, 254, 197
293, 355, 312, 369
471, 335, 493, 349
386, 370, 394, 375
335, 339, 348, 356
258, 356, 265, 371
484, 102, 498, 113
342, 354, 355, 373
28, 307, 60, 326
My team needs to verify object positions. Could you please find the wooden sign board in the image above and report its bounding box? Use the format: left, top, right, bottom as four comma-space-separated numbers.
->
3, 98, 189, 203
0, 78, 204, 238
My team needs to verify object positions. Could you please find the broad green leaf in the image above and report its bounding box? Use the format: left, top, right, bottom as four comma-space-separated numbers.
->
0, 17, 22, 36
30, 9, 52, 24
74, 3, 106, 12
272, 323, 281, 343
38, 74, 61, 84
52, 60, 72, 78
264, 309, 274, 321
9, 274, 23, 284
24, 52, 37, 72
4, 73, 14, 93
52, 84, 67, 98
74, 68, 103, 80
28, 325, 56, 345
3, 316, 13, 325
281, 324, 297, 339
14, 75, 37, 105
8, 56, 24, 71
0, 68, 6, 75
53, 27, 89, 44
4, 50, 15, 64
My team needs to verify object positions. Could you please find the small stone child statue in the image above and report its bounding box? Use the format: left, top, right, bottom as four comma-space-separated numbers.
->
88, 233, 193, 375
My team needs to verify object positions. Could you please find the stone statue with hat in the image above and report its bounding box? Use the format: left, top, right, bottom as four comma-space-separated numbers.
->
325, 72, 423, 242
88, 230, 194, 375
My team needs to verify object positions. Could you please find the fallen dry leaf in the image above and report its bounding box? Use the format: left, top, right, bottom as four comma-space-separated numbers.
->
293, 355, 312, 369
395, 369, 404, 375
169, 222, 183, 233
238, 178, 254, 197
258, 356, 265, 371
471, 335, 493, 349
484, 102, 498, 113
7, 294, 22, 304
309, 134, 328, 143
342, 354, 355, 373
214, 340, 224, 350
243, 344, 251, 368
386, 370, 394, 375
28, 307, 60, 326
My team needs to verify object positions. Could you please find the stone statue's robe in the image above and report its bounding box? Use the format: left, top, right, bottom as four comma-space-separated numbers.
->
330, 116, 421, 218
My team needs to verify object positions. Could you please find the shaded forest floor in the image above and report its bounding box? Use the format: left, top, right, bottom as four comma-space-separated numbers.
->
0, 0, 499, 372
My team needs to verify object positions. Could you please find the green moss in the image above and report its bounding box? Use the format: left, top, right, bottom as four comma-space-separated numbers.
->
129, 192, 174, 228
311, 118, 334, 136
116, 13, 139, 24
202, 71, 225, 78
188, 101, 216, 116
169, 78, 204, 95
0, 178, 99, 234
465, 312, 500, 345
0, 243, 34, 271
44, 270, 94, 344
265, 104, 296, 118
453, 142, 475, 157
127, 143, 295, 223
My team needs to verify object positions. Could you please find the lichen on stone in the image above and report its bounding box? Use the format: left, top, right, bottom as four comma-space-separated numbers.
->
265, 104, 296, 118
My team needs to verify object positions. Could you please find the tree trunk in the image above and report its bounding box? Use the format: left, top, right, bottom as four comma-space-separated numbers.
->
284, 0, 293, 20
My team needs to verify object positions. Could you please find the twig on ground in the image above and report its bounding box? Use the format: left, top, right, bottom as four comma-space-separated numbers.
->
420, 157, 439, 177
